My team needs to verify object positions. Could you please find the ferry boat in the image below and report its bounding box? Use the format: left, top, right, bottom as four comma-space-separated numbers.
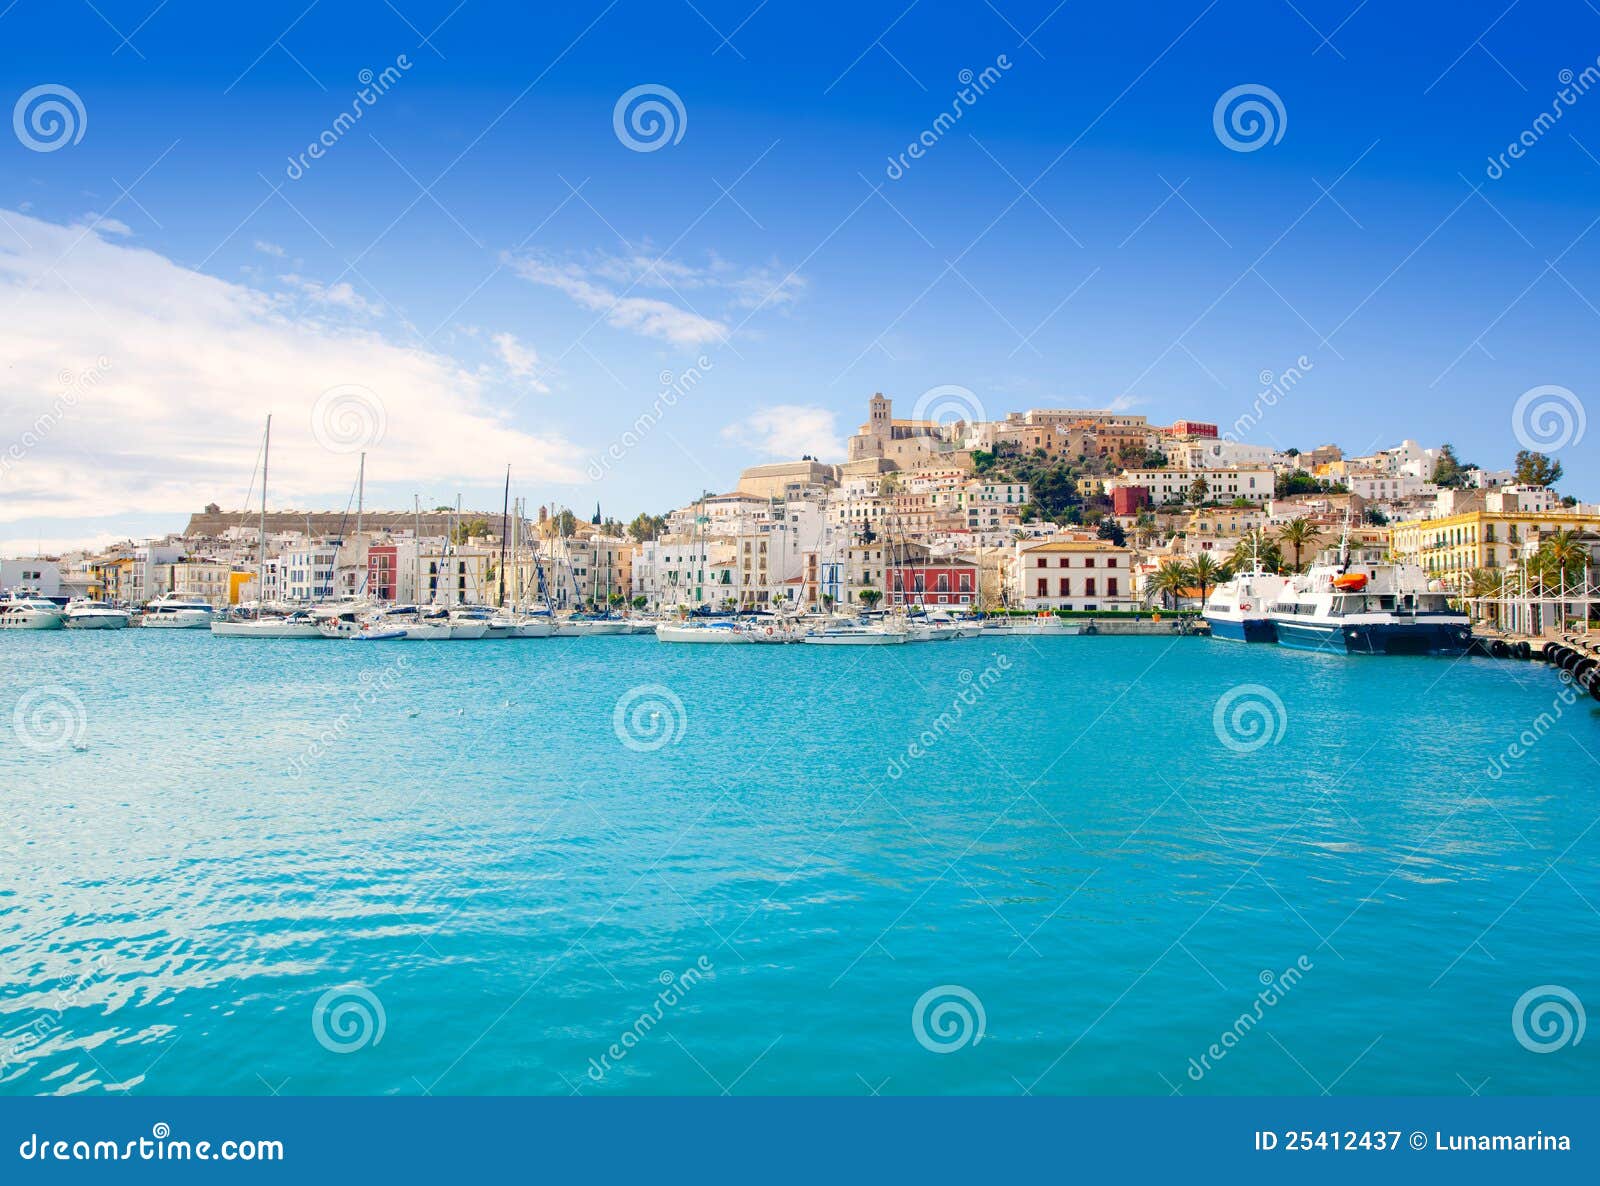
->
0, 591, 66, 630
1204, 567, 1290, 643
1268, 544, 1471, 656
139, 594, 215, 629
62, 598, 130, 630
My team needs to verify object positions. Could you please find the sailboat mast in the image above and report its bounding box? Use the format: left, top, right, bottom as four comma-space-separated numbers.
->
259, 414, 271, 607
499, 466, 510, 608
356, 453, 365, 538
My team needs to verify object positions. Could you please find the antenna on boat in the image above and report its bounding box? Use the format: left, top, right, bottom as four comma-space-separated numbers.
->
1337, 501, 1352, 572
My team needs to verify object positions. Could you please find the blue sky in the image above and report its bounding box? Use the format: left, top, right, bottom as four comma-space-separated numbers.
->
3, 0, 1599, 551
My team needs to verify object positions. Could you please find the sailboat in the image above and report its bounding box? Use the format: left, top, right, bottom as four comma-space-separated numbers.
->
213, 415, 323, 638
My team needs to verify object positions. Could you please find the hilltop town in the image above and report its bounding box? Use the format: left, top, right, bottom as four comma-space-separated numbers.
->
4, 393, 1594, 624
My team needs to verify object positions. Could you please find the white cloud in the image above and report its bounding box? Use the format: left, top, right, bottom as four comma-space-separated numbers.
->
82, 214, 133, 237
511, 257, 729, 348
254, 239, 286, 257
0, 208, 581, 527
509, 247, 805, 348
722, 405, 843, 461
490, 331, 550, 392
280, 273, 383, 316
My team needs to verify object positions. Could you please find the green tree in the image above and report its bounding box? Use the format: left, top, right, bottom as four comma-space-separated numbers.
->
1147, 560, 1192, 609
631, 595, 648, 610
1278, 518, 1322, 572
859, 588, 883, 611
1189, 554, 1221, 605
1189, 476, 1210, 506
1513, 450, 1563, 488
1432, 443, 1470, 488
1096, 518, 1127, 547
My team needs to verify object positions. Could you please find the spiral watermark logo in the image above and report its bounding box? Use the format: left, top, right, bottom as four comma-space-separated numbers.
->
1212, 84, 1286, 152
613, 84, 686, 152
1211, 683, 1287, 753
911, 984, 985, 1054
12, 686, 87, 753
910, 384, 985, 437
612, 684, 687, 752
13, 84, 87, 152
311, 384, 386, 454
1511, 385, 1585, 453
311, 984, 386, 1053
1511, 984, 1585, 1053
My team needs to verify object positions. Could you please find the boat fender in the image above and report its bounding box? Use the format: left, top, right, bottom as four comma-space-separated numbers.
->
1513, 641, 1531, 661
1490, 640, 1509, 659
1239, 602, 1250, 612
764, 626, 774, 637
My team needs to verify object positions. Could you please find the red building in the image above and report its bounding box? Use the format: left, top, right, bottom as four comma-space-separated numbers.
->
1112, 486, 1151, 515
367, 544, 399, 601
885, 542, 978, 607
1164, 420, 1218, 438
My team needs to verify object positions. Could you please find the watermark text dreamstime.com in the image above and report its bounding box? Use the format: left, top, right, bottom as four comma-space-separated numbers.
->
587, 357, 712, 481
1484, 669, 1589, 780
1222, 356, 1313, 443
887, 654, 1011, 779
1, 358, 111, 478
1184, 956, 1313, 1082
285, 55, 412, 180
284, 657, 411, 778
1485, 59, 1600, 179
586, 956, 714, 1083
16, 1124, 283, 1163
885, 55, 1013, 180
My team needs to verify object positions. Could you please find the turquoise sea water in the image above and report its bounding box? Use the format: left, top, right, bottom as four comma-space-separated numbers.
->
2, 630, 1597, 1096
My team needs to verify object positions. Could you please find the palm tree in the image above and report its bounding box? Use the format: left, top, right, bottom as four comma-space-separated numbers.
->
1147, 560, 1192, 609
1237, 528, 1284, 574
1278, 518, 1321, 572
1189, 554, 1221, 606
1537, 529, 1589, 589
859, 588, 883, 611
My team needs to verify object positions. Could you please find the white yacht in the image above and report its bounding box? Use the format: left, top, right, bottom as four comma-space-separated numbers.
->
62, 599, 130, 630
656, 620, 752, 644
554, 615, 630, 637
1268, 544, 1472, 656
139, 594, 215, 629
0, 591, 66, 630
982, 614, 1083, 636
212, 609, 323, 638
803, 620, 910, 646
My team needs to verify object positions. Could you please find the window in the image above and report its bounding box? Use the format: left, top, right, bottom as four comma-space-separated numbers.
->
1084, 557, 1095, 567
1107, 577, 1118, 596
1106, 557, 1117, 567
1059, 578, 1069, 596
1085, 578, 1096, 596
1036, 578, 1047, 596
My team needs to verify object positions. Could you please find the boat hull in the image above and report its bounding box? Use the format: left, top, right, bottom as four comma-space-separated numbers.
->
511, 621, 556, 638
555, 620, 630, 636
1274, 618, 1471, 656
140, 612, 212, 629
0, 613, 65, 630
210, 621, 323, 638
1205, 614, 1276, 643
802, 631, 908, 645
656, 624, 750, 644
